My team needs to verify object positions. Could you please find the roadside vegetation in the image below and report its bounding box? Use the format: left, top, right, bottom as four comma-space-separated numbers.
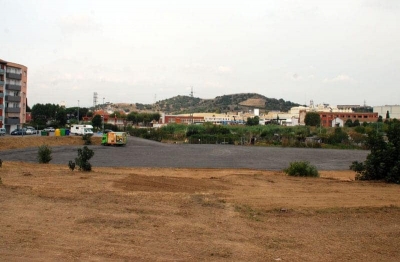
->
126, 120, 391, 150
350, 119, 400, 183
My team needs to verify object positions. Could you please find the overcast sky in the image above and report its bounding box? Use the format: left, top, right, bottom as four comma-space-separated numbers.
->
1, 0, 399, 108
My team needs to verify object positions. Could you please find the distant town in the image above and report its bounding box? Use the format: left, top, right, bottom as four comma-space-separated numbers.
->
1, 58, 399, 134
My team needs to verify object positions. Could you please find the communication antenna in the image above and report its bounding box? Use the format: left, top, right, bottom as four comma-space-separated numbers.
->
190, 86, 194, 97
93, 92, 98, 108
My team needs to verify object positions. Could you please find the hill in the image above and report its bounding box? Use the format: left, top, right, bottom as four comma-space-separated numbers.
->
154, 93, 301, 114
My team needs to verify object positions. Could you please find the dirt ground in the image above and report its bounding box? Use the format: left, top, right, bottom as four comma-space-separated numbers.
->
1, 138, 400, 261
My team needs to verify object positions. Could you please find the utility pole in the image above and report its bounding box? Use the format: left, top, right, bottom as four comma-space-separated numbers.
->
77, 100, 80, 124
102, 97, 105, 132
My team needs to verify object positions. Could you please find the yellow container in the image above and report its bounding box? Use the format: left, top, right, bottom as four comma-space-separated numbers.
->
55, 129, 61, 136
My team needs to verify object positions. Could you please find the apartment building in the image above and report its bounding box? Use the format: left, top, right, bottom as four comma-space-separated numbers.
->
0, 59, 28, 134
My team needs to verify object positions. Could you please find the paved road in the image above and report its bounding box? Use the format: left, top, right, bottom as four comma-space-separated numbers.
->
0, 137, 369, 170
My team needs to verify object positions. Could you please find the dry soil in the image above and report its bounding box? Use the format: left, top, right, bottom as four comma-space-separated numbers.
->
0, 137, 399, 261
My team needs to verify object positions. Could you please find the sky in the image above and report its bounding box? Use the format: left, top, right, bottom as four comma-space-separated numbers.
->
1, 0, 399, 108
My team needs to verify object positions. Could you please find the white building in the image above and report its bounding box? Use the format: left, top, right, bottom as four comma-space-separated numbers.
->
374, 105, 400, 119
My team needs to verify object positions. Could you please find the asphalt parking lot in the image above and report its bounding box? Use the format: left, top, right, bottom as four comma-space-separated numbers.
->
0, 136, 369, 170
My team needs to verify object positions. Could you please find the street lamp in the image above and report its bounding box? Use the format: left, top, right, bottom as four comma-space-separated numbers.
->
102, 97, 105, 132
77, 100, 80, 124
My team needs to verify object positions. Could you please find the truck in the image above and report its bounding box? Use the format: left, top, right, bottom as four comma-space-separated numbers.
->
70, 125, 94, 136
101, 131, 127, 146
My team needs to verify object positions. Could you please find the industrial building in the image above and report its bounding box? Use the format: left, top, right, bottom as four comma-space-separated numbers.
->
0, 59, 28, 134
374, 105, 400, 120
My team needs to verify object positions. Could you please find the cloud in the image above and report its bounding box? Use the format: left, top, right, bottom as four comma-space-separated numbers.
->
323, 74, 355, 83
216, 66, 233, 74
288, 73, 315, 81
183, 64, 233, 75
59, 14, 102, 34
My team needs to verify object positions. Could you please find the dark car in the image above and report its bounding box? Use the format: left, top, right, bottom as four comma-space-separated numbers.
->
11, 128, 27, 135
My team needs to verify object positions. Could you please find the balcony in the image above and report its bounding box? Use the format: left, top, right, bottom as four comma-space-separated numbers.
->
0, 80, 4, 86
0, 116, 3, 121
5, 107, 20, 113
5, 84, 21, 91
6, 72, 22, 80
5, 118, 20, 125
5, 95, 21, 102
0, 69, 4, 74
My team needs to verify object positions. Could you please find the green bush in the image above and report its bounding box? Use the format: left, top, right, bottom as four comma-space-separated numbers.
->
82, 134, 92, 145
352, 120, 400, 183
284, 161, 319, 177
75, 146, 94, 172
37, 145, 52, 164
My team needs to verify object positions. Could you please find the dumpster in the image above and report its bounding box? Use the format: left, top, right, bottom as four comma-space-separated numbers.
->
55, 129, 61, 136
41, 131, 48, 136
65, 129, 70, 136
60, 129, 66, 136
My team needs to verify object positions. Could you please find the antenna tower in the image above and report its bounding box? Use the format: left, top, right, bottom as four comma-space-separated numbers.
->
93, 92, 98, 108
190, 86, 194, 97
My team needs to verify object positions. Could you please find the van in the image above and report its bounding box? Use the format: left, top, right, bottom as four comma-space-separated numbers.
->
0, 128, 6, 136
70, 125, 94, 136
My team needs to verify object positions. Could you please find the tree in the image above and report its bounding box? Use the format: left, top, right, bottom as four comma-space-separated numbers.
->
351, 120, 400, 183
31, 103, 59, 126
386, 110, 390, 119
246, 116, 259, 126
92, 115, 102, 129
55, 108, 67, 127
345, 119, 353, 127
304, 112, 321, 126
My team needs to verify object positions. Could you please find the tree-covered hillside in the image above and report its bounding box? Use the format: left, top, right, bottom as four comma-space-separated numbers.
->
155, 93, 301, 114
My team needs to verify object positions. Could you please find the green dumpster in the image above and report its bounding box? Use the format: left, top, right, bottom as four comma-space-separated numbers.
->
60, 129, 66, 136
41, 131, 48, 136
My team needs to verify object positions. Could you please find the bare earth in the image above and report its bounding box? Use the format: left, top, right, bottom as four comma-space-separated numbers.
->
1, 137, 400, 261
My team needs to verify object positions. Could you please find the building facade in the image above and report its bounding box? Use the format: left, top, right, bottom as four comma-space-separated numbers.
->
374, 105, 400, 120
0, 59, 28, 134
319, 112, 378, 127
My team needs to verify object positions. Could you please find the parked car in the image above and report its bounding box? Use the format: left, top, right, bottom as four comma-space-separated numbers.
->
11, 128, 27, 135
26, 126, 38, 135
0, 128, 6, 136
43, 127, 55, 132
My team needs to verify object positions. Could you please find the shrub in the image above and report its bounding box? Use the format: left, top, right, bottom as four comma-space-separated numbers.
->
352, 121, 400, 183
37, 145, 52, 164
284, 161, 319, 177
82, 134, 92, 145
68, 160, 76, 171
75, 146, 94, 172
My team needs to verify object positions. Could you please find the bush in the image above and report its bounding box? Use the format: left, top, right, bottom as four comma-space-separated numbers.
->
284, 161, 319, 177
82, 134, 92, 145
352, 121, 400, 183
37, 145, 52, 164
75, 146, 94, 172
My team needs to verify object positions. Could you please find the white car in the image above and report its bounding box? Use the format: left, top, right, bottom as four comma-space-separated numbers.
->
43, 127, 55, 132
